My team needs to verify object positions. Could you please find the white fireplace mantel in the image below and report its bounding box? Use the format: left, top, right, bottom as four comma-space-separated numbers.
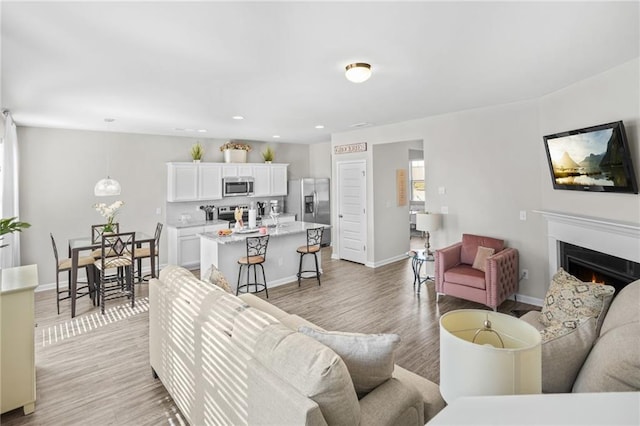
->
535, 210, 640, 280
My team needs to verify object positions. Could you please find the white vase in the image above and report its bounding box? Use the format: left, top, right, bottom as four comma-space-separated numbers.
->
223, 149, 247, 163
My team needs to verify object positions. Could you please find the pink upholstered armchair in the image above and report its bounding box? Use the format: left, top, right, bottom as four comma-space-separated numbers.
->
434, 234, 519, 310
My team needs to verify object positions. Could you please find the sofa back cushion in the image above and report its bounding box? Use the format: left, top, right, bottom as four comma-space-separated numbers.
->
254, 323, 361, 426
599, 279, 640, 336
460, 234, 504, 265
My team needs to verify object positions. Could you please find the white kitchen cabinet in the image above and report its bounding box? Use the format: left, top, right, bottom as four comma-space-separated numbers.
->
167, 223, 229, 269
251, 165, 271, 197
270, 164, 288, 196
167, 163, 223, 202
222, 164, 252, 178
1, 265, 38, 416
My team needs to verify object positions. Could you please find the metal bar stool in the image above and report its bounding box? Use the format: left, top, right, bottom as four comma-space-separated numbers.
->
135, 222, 163, 282
296, 227, 324, 287
237, 235, 269, 298
94, 232, 136, 314
50, 233, 96, 315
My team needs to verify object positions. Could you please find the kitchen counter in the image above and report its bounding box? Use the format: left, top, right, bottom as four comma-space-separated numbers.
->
167, 219, 229, 229
199, 221, 330, 291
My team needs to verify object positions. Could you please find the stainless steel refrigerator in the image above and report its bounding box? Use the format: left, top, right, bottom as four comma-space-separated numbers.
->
287, 178, 331, 246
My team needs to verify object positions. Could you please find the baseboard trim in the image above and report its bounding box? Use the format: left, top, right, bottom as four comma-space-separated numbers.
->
514, 293, 543, 307
368, 254, 407, 268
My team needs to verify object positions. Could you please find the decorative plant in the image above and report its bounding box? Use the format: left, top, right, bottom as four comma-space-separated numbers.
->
220, 140, 252, 152
190, 142, 204, 161
93, 201, 124, 233
0, 217, 31, 248
262, 146, 274, 162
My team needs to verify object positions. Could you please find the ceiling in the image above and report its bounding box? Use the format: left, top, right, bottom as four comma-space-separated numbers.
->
2, 1, 638, 144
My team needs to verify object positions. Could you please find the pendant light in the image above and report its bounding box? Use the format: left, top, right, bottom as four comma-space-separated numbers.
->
345, 62, 372, 83
94, 118, 121, 196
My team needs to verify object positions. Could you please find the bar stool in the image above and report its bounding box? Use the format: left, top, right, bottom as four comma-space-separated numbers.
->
296, 227, 324, 287
50, 233, 96, 315
89, 223, 120, 259
237, 235, 269, 298
135, 222, 163, 282
94, 232, 136, 314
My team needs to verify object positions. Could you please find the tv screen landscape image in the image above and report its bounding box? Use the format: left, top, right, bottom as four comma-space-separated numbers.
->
543, 121, 639, 194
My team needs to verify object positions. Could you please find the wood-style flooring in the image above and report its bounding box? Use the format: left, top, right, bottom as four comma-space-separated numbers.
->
1, 245, 536, 425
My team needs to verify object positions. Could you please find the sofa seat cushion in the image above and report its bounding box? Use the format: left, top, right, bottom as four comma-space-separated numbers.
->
254, 323, 361, 426
299, 326, 401, 398
573, 321, 640, 392
540, 268, 615, 333
392, 365, 446, 421
444, 265, 486, 289
539, 317, 598, 393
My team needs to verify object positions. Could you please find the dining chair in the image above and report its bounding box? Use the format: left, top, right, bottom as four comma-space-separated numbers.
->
296, 227, 324, 287
90, 222, 120, 259
94, 231, 136, 314
135, 222, 163, 282
50, 233, 96, 315
236, 235, 270, 298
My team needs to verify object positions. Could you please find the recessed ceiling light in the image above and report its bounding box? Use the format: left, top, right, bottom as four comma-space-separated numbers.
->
232, 115, 244, 120
272, 135, 280, 139
315, 125, 325, 129
349, 122, 371, 128
197, 129, 207, 133
345, 63, 372, 83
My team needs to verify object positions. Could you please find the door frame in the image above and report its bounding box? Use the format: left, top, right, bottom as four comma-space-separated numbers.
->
335, 159, 368, 264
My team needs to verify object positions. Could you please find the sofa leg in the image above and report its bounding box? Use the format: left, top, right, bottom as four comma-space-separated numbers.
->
436, 293, 440, 303
151, 367, 158, 379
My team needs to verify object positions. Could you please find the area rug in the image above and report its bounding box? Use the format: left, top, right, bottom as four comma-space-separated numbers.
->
38, 297, 149, 348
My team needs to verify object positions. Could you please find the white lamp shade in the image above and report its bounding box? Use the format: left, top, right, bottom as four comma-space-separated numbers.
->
439, 310, 541, 403
415, 212, 442, 232
345, 63, 372, 83
94, 177, 121, 196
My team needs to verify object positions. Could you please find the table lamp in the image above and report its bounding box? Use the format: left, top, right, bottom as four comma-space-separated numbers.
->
439, 309, 541, 403
415, 212, 441, 256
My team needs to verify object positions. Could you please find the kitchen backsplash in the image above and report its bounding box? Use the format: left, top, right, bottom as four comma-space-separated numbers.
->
166, 196, 286, 224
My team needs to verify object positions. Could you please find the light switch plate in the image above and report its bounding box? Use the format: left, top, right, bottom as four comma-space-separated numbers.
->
438, 186, 446, 195
441, 206, 449, 214
519, 210, 527, 221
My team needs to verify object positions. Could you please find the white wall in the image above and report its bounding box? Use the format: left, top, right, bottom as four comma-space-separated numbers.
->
308, 141, 332, 178
331, 59, 640, 302
17, 126, 310, 286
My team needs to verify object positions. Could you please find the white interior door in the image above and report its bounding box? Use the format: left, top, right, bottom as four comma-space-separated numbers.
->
337, 160, 367, 264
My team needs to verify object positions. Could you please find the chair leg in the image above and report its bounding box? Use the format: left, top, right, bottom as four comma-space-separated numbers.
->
236, 265, 243, 296
56, 272, 61, 315
297, 252, 304, 286
246, 263, 251, 294
313, 252, 321, 286
260, 264, 268, 299
100, 270, 106, 315
128, 266, 135, 308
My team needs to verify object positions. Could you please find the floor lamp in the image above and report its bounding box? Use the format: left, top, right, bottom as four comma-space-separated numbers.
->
415, 212, 441, 257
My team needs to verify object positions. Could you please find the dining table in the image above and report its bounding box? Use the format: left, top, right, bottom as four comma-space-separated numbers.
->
67, 231, 155, 318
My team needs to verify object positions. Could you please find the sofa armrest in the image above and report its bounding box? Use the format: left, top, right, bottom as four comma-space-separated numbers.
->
359, 378, 424, 426
485, 247, 519, 308
435, 242, 462, 293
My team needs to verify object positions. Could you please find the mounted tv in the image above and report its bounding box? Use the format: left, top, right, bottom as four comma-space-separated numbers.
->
543, 121, 638, 194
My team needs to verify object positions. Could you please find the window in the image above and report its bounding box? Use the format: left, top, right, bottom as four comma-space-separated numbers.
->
410, 159, 425, 201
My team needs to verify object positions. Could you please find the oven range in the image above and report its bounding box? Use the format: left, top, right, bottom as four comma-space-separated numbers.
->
217, 205, 262, 225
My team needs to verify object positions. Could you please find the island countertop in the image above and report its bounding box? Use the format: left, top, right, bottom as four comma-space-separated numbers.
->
199, 221, 330, 245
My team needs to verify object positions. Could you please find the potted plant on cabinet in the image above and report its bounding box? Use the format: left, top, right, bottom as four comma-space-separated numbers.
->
262, 146, 274, 163
220, 141, 252, 163
0, 217, 31, 249
191, 142, 204, 162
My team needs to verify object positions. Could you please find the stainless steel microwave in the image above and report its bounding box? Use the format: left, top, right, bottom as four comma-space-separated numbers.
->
223, 176, 254, 197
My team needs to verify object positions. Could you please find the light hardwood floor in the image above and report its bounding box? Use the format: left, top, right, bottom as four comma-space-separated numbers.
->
2, 245, 536, 425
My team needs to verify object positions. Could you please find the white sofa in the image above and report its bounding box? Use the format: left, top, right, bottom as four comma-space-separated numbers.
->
149, 265, 446, 425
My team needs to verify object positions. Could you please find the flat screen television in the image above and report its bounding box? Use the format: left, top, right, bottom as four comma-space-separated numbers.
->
543, 121, 639, 194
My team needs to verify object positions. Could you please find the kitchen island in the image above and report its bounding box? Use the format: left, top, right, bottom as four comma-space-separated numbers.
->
199, 221, 330, 293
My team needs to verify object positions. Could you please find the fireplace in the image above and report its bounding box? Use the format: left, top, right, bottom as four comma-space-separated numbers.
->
560, 242, 640, 294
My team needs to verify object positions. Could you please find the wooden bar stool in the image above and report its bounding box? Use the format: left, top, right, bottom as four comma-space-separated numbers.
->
237, 235, 270, 298
296, 227, 324, 287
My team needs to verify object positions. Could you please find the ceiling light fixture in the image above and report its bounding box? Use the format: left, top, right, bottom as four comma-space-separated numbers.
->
232, 115, 244, 120
272, 135, 280, 139
94, 118, 122, 197
315, 125, 325, 129
345, 62, 372, 83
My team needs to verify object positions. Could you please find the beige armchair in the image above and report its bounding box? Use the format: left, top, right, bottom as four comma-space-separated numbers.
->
434, 233, 519, 310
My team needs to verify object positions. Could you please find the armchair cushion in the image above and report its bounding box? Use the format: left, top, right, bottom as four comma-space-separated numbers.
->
460, 234, 504, 265
444, 265, 486, 289
472, 246, 495, 272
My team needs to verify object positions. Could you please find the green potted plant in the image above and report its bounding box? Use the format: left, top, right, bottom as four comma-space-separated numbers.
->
190, 142, 204, 162
0, 217, 31, 249
262, 146, 274, 163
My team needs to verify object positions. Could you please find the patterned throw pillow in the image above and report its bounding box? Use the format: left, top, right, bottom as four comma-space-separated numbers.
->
540, 268, 615, 329
204, 264, 231, 293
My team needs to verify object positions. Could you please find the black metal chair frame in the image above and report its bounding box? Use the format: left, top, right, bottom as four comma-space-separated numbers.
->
91, 222, 120, 243
50, 233, 96, 315
237, 235, 270, 298
297, 227, 324, 287
95, 232, 136, 314
136, 222, 163, 282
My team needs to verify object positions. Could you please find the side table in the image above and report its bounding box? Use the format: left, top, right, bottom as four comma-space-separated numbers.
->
407, 249, 434, 295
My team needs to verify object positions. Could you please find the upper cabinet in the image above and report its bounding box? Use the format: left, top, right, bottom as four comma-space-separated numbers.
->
167, 162, 223, 202
167, 162, 288, 201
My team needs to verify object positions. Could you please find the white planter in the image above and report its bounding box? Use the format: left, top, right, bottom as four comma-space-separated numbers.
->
223, 149, 247, 163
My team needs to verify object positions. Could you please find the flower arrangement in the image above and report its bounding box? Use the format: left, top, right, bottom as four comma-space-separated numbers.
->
220, 141, 252, 152
93, 200, 124, 233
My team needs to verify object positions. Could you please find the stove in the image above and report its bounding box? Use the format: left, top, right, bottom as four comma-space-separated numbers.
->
218, 205, 261, 224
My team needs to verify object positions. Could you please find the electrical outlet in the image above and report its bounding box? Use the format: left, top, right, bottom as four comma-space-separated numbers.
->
519, 210, 527, 221
521, 269, 529, 280
155, 207, 161, 215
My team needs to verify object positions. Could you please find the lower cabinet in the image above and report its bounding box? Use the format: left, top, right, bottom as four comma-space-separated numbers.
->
1, 265, 38, 416
168, 223, 229, 269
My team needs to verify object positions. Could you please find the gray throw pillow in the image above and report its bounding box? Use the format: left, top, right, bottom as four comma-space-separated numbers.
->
298, 326, 401, 398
